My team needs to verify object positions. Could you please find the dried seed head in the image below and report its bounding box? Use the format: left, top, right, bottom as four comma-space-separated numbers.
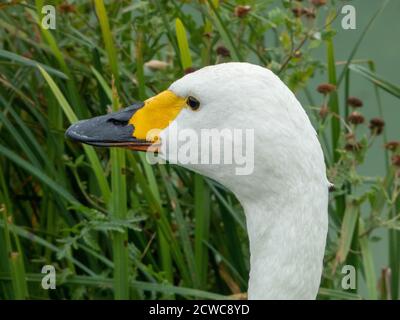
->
392, 155, 400, 167
344, 133, 361, 152
234, 5, 251, 18
347, 96, 363, 108
317, 83, 336, 94
319, 105, 329, 119
348, 111, 365, 125
369, 117, 385, 135
311, 0, 327, 7
384, 141, 400, 151
292, 7, 306, 17
216, 45, 231, 57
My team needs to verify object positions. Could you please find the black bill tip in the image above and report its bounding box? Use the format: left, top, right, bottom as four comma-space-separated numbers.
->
65, 102, 150, 148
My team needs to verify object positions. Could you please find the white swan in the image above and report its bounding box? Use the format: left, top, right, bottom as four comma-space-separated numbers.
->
66, 62, 329, 299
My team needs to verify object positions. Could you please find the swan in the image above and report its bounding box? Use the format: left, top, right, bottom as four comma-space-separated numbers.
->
66, 62, 329, 299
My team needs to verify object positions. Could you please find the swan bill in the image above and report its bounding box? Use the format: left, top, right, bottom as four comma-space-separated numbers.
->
65, 102, 153, 151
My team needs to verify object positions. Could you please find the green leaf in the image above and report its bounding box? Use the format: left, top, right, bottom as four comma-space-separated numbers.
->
0, 49, 67, 79
359, 219, 378, 299
349, 64, 400, 99
91, 66, 112, 102
336, 202, 359, 264
318, 288, 362, 300
93, 0, 120, 85
175, 18, 193, 70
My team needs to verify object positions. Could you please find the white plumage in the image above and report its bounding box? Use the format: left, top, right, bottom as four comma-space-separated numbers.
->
159, 63, 329, 299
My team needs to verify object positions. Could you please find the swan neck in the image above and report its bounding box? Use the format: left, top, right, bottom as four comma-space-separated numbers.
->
242, 190, 327, 300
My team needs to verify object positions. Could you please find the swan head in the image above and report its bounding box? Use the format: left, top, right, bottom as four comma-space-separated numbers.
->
66, 62, 326, 201
66, 62, 329, 299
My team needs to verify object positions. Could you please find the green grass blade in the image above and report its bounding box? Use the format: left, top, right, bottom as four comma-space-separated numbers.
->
91, 66, 113, 101
175, 18, 193, 70
38, 66, 111, 203
194, 174, 211, 289
318, 288, 362, 300
325, 12, 345, 220
135, 31, 146, 100
359, 219, 378, 299
0, 210, 28, 299
325, 15, 340, 162
33, 4, 86, 118
349, 64, 400, 98
0, 49, 67, 79
93, 0, 120, 86
336, 201, 359, 264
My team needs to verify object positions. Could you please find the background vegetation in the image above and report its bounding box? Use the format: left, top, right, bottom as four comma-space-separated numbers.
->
0, 0, 399, 299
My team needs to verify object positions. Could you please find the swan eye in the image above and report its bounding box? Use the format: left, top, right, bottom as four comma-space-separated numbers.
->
186, 96, 200, 111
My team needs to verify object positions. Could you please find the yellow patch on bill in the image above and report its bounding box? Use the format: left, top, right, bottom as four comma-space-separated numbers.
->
129, 90, 186, 140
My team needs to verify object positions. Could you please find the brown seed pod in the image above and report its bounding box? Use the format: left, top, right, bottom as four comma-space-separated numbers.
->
317, 83, 336, 94
348, 111, 365, 125
347, 96, 363, 108
292, 7, 306, 17
216, 45, 231, 57
384, 141, 400, 151
234, 5, 251, 18
392, 155, 400, 167
369, 117, 385, 135
345, 142, 362, 152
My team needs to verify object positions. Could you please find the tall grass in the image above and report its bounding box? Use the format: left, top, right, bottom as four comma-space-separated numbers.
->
0, 0, 399, 300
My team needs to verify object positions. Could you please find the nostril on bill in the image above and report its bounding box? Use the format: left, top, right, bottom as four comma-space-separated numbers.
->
107, 118, 129, 126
